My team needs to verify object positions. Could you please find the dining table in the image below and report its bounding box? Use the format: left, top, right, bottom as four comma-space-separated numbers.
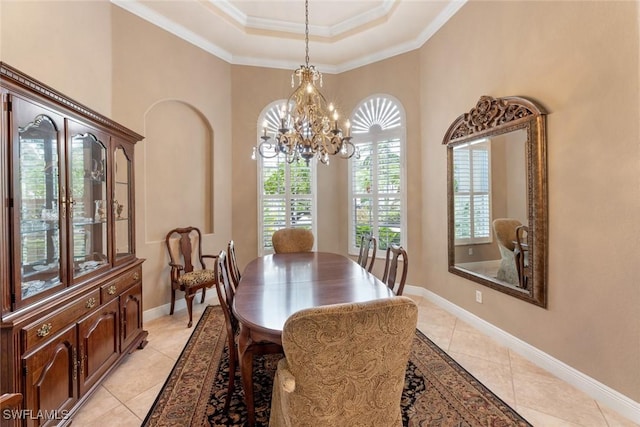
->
232, 251, 394, 426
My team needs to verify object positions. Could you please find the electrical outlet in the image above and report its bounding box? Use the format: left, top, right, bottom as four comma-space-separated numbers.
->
475, 290, 483, 303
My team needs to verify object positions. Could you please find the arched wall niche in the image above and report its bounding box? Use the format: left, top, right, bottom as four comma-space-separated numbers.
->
143, 100, 214, 243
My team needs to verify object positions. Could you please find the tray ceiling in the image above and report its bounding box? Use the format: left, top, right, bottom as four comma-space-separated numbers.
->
112, 0, 466, 73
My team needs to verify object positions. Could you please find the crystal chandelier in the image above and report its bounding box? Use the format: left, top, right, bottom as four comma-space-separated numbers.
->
252, 0, 359, 165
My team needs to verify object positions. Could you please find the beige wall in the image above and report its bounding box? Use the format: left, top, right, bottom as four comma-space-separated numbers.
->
420, 0, 639, 401
110, 7, 233, 311
2, 0, 639, 406
0, 0, 113, 115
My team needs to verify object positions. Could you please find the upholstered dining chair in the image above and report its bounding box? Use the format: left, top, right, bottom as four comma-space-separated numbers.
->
165, 226, 217, 327
271, 228, 314, 253
215, 251, 283, 414
381, 244, 408, 296
269, 296, 418, 427
492, 218, 522, 285
227, 240, 241, 289
356, 233, 377, 272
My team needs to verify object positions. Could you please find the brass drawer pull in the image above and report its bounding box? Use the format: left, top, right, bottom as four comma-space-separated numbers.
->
37, 323, 52, 337
107, 285, 117, 295
133, 272, 140, 281
85, 297, 97, 309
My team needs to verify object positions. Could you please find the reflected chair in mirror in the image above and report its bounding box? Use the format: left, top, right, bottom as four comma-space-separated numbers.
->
357, 233, 377, 272
269, 296, 417, 427
381, 244, 408, 296
492, 218, 522, 286
216, 251, 283, 415
165, 226, 217, 327
272, 228, 314, 253
227, 240, 241, 290
515, 225, 529, 289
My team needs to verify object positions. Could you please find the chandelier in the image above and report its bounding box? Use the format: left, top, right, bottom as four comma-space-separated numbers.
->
252, 0, 358, 165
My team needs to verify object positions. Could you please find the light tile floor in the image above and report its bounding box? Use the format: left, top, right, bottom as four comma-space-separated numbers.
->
72, 295, 639, 427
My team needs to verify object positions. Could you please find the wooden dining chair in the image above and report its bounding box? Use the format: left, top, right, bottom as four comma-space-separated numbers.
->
357, 233, 377, 272
272, 228, 314, 253
215, 251, 283, 415
227, 240, 241, 289
381, 244, 408, 296
214, 251, 239, 412
165, 226, 217, 327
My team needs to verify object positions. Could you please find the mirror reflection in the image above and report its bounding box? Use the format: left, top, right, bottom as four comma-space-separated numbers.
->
443, 95, 547, 307
452, 129, 527, 288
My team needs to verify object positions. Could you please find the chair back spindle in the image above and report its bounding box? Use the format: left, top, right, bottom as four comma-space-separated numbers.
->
357, 234, 377, 272
381, 244, 408, 296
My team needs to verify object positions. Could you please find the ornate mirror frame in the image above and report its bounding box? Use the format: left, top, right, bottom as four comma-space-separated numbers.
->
443, 95, 548, 307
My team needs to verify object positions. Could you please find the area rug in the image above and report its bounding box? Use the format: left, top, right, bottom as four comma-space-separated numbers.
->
143, 305, 531, 427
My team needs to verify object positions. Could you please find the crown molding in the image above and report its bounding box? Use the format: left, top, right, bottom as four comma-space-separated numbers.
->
111, 0, 234, 63
207, 0, 396, 39
110, 0, 467, 73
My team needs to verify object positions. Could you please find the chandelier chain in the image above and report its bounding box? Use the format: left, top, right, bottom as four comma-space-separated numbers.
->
304, 0, 310, 67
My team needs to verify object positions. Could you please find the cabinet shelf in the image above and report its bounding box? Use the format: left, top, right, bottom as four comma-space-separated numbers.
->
20, 222, 60, 233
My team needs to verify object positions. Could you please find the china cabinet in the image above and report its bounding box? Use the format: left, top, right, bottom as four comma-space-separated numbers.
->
0, 63, 147, 426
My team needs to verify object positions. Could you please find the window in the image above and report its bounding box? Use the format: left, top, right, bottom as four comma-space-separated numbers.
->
453, 138, 491, 244
348, 95, 406, 254
257, 102, 317, 254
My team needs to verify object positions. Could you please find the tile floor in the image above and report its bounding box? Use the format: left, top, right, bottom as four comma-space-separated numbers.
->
72, 295, 639, 427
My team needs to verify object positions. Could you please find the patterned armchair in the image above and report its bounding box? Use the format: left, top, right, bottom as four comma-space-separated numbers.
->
269, 296, 418, 427
165, 226, 217, 327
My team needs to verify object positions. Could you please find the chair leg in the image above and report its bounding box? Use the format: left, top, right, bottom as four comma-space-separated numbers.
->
224, 336, 236, 412
185, 292, 195, 328
200, 287, 206, 304
170, 288, 176, 315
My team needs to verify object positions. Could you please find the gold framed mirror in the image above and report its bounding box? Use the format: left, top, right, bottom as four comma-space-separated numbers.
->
443, 96, 548, 307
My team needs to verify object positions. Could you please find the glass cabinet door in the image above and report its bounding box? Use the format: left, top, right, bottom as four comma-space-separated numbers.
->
14, 101, 64, 302
114, 147, 132, 260
68, 127, 110, 280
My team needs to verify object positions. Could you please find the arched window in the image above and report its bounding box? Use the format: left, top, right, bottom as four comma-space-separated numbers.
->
256, 101, 317, 254
348, 95, 406, 254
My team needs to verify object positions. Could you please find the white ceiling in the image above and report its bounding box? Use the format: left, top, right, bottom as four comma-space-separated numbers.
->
112, 0, 466, 73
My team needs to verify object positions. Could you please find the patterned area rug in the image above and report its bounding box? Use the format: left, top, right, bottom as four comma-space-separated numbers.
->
143, 305, 531, 427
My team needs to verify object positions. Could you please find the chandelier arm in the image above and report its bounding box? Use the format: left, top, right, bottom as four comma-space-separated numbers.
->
256, 137, 280, 159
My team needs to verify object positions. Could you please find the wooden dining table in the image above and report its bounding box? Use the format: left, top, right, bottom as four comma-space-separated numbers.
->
232, 251, 394, 426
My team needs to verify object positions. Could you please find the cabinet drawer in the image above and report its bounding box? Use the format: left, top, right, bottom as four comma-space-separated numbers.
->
101, 266, 142, 303
22, 289, 101, 352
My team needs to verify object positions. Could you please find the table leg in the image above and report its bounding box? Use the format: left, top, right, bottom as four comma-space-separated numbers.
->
238, 326, 256, 427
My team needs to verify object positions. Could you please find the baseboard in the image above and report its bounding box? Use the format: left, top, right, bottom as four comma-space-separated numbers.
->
404, 284, 640, 424
143, 291, 220, 323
